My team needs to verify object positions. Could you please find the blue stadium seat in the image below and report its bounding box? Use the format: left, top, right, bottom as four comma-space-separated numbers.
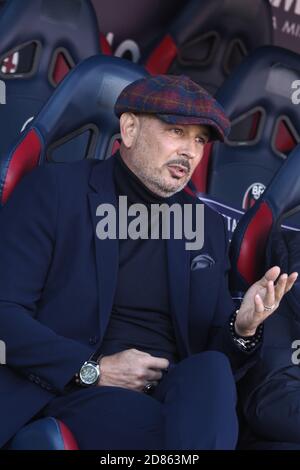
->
208, 46, 300, 216
229, 143, 300, 449
144, 0, 272, 94
0, 0, 102, 178
0, 54, 148, 204
8, 417, 78, 450
3, 55, 147, 449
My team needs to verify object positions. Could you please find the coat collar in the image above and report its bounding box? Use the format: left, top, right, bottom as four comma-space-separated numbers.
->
88, 155, 115, 194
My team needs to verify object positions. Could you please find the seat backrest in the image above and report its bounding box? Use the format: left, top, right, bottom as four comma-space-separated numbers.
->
229, 143, 300, 294
0, 0, 101, 85
1, 55, 148, 204
208, 46, 300, 218
0, 0, 101, 160
144, 0, 273, 94
8, 417, 78, 450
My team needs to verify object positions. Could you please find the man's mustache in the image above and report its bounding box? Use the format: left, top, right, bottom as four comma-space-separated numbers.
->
166, 159, 191, 172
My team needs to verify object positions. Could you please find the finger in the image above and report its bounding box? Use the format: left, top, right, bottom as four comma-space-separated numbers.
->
254, 293, 275, 322
274, 273, 288, 305
146, 370, 163, 382
146, 356, 170, 370
260, 266, 281, 286
284, 272, 299, 293
263, 280, 276, 309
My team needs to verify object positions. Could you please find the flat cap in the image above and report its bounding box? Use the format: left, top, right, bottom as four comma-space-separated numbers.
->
114, 74, 230, 141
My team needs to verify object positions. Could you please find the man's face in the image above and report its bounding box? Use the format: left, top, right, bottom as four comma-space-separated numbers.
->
120, 114, 210, 197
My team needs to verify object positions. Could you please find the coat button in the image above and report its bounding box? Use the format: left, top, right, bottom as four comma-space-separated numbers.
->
41, 382, 51, 391
89, 336, 98, 345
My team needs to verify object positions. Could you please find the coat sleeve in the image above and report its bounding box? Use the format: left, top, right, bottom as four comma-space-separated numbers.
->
206, 214, 262, 380
0, 166, 93, 394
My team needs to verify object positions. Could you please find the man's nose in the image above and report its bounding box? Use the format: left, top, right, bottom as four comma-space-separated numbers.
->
178, 140, 198, 159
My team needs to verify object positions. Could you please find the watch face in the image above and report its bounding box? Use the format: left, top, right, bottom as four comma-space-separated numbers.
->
80, 363, 99, 385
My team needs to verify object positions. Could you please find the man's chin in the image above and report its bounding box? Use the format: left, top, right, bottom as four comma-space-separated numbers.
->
157, 180, 188, 197
150, 184, 179, 198
166, 176, 189, 191
144, 175, 188, 197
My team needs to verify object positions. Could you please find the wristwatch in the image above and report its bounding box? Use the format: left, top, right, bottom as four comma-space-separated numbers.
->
78, 360, 100, 387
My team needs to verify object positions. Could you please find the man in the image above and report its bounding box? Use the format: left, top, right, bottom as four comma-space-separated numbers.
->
0, 75, 297, 450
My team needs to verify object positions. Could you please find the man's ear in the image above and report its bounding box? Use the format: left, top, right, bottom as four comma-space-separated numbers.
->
120, 113, 140, 148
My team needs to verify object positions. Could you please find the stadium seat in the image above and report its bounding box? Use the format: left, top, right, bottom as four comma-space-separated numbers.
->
229, 142, 300, 294
0, 54, 148, 204
8, 418, 78, 450
4, 55, 147, 449
208, 46, 300, 215
229, 143, 300, 449
0, 0, 102, 173
144, 0, 273, 94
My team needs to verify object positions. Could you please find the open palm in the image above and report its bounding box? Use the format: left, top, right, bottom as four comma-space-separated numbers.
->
235, 266, 298, 337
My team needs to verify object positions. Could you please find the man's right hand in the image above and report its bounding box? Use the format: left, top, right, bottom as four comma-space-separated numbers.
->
98, 349, 169, 392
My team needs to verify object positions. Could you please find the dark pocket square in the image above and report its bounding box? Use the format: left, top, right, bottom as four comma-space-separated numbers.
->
191, 254, 215, 271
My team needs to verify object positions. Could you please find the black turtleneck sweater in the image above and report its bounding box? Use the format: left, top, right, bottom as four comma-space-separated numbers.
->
99, 153, 179, 364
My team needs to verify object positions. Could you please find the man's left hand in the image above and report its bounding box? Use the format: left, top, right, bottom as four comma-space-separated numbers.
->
235, 266, 298, 337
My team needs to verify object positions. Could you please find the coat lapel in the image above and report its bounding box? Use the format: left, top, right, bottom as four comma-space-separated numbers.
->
166, 198, 191, 358
88, 157, 119, 343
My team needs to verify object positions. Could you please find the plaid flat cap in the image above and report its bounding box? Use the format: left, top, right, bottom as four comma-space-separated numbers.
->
114, 74, 230, 141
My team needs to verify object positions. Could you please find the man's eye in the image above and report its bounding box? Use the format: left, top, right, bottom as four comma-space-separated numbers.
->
196, 137, 207, 144
172, 128, 183, 135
